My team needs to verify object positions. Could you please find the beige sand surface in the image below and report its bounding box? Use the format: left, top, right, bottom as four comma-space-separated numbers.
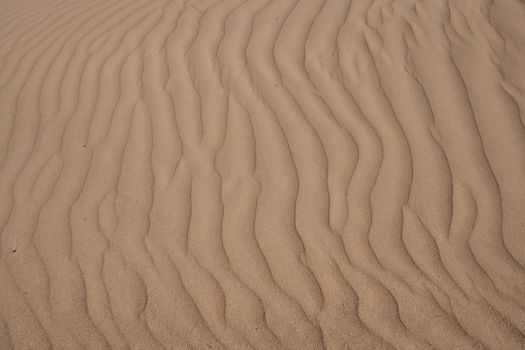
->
1, 0, 525, 349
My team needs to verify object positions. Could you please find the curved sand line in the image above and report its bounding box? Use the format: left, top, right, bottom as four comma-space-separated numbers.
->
1, 0, 525, 349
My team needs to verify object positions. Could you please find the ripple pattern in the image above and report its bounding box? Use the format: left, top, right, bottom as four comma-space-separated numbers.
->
1, 0, 525, 349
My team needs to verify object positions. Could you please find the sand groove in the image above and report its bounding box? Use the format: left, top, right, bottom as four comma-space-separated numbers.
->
1, 0, 525, 349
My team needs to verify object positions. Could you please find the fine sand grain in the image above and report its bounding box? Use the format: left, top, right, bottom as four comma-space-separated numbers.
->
1, 0, 525, 349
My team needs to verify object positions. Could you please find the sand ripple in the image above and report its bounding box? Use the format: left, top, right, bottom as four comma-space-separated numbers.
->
1, 0, 525, 349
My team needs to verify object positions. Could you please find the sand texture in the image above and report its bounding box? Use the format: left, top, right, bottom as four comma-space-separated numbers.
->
1, 0, 525, 349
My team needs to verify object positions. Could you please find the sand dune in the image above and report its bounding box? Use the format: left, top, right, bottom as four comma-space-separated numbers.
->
1, 0, 525, 349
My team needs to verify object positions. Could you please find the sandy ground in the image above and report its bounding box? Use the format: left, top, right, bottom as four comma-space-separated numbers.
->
1, 0, 525, 349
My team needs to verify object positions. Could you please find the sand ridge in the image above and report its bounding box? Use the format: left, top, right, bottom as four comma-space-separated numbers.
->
0, 0, 525, 349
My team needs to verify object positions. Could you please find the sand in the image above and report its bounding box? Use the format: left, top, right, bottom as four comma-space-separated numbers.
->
0, 0, 525, 349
